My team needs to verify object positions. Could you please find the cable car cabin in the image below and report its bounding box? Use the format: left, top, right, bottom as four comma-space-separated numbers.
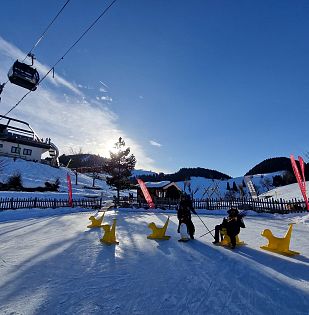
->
7, 60, 40, 91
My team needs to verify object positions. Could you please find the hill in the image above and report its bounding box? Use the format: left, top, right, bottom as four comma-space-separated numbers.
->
58, 154, 107, 169
59, 154, 304, 184
133, 167, 231, 182
0, 156, 305, 201
245, 157, 308, 179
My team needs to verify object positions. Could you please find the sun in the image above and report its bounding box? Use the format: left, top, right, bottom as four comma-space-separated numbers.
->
104, 139, 118, 154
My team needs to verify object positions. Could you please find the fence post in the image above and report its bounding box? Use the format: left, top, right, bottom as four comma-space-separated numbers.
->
206, 198, 210, 210
278, 199, 282, 213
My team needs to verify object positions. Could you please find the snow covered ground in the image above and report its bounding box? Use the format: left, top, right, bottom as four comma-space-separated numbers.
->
0, 157, 308, 314
0, 208, 308, 315
0, 156, 114, 200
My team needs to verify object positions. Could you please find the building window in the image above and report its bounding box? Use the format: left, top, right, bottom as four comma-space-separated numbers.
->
11, 146, 21, 154
0, 144, 3, 148
23, 149, 32, 156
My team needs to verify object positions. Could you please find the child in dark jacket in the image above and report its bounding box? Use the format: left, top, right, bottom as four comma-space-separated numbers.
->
177, 193, 196, 239
213, 208, 245, 248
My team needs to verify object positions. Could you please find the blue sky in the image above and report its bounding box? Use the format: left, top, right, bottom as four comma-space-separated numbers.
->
0, 0, 308, 177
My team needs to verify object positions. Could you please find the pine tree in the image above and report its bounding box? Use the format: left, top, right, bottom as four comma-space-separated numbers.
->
232, 181, 238, 192
226, 182, 231, 191
103, 137, 136, 201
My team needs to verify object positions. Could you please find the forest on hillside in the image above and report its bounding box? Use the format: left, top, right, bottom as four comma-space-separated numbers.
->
60, 154, 305, 184
134, 167, 231, 182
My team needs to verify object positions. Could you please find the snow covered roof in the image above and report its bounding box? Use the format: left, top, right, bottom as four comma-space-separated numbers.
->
136, 181, 181, 191
142, 181, 171, 188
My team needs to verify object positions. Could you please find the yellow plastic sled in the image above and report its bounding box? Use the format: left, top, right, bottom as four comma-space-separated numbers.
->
260, 223, 300, 256
100, 219, 119, 245
87, 212, 105, 228
219, 228, 245, 247
147, 217, 171, 240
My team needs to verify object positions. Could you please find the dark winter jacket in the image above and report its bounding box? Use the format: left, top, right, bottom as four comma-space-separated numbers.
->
177, 197, 196, 220
225, 214, 245, 236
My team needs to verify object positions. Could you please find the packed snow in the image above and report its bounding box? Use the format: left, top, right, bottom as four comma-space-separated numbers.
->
0, 157, 308, 314
0, 208, 308, 314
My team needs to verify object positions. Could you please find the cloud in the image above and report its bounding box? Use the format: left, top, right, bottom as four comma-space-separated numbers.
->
101, 96, 112, 102
0, 36, 161, 172
99, 87, 107, 93
150, 140, 162, 147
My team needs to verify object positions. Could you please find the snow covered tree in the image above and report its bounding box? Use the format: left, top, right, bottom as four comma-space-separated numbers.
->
103, 137, 136, 201
260, 177, 272, 191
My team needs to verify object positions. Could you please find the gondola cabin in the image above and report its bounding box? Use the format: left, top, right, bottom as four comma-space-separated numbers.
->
7, 60, 40, 91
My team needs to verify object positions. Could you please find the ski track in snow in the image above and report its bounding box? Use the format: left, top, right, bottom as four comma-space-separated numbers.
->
0, 211, 308, 315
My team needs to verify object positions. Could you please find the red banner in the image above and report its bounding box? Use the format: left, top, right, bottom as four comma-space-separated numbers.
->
298, 156, 305, 182
137, 178, 155, 208
67, 173, 73, 207
290, 155, 309, 210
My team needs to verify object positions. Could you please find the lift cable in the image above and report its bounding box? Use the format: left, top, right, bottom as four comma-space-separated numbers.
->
1, 0, 71, 91
1, 0, 118, 118
22, 0, 72, 63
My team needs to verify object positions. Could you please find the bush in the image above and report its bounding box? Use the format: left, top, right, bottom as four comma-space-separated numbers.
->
44, 178, 60, 191
6, 172, 23, 189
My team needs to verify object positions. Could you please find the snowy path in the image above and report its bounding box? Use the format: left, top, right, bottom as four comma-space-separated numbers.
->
0, 211, 308, 315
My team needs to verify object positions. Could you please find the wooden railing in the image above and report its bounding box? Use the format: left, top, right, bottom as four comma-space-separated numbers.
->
118, 196, 307, 214
0, 197, 103, 211
193, 197, 306, 213
0, 196, 306, 214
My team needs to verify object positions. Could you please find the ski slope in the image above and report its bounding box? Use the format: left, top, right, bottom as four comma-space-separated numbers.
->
0, 209, 308, 315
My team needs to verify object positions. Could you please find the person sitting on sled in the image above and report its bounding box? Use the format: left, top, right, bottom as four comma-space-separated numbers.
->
213, 207, 245, 248
177, 193, 196, 239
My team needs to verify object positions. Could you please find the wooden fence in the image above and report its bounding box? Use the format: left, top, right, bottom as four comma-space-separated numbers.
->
119, 197, 307, 214
0, 197, 103, 211
0, 196, 307, 214
193, 197, 306, 213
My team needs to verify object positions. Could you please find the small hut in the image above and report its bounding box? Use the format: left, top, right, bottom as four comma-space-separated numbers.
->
136, 181, 181, 201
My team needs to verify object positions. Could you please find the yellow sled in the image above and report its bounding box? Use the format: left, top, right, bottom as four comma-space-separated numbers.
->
87, 212, 105, 228
260, 223, 300, 256
219, 228, 245, 247
147, 217, 171, 240
100, 218, 119, 245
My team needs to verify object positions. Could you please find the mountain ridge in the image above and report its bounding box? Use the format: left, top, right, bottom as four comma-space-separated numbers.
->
59, 154, 303, 183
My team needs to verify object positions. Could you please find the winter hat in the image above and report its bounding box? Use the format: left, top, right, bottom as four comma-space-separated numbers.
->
227, 207, 239, 215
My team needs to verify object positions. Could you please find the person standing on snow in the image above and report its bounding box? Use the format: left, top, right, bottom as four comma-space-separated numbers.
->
177, 193, 196, 239
213, 207, 245, 248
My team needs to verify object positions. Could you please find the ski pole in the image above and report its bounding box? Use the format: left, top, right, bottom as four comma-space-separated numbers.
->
199, 228, 215, 238
194, 212, 215, 238
198, 210, 247, 239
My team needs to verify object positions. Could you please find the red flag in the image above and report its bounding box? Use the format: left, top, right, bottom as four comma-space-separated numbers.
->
67, 173, 73, 207
298, 156, 306, 196
137, 178, 155, 209
298, 156, 306, 183
290, 155, 309, 210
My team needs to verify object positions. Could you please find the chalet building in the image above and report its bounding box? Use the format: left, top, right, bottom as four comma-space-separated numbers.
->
137, 181, 182, 200
0, 115, 59, 166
